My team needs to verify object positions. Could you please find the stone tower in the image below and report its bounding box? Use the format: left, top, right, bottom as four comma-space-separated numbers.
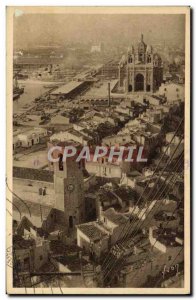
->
53, 147, 85, 231
119, 34, 163, 93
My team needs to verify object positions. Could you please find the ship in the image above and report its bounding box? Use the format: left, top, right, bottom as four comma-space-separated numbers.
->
13, 75, 24, 101
13, 93, 20, 101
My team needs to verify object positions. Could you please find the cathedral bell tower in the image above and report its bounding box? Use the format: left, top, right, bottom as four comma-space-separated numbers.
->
52, 143, 85, 232
118, 34, 163, 93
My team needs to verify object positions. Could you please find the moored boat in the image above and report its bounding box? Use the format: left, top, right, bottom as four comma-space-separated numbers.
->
13, 93, 20, 101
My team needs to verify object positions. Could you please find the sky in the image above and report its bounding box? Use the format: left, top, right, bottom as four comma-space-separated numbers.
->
13, 13, 185, 49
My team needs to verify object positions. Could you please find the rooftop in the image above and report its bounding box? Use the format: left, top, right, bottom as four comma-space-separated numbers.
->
77, 222, 108, 242
103, 208, 129, 226
153, 228, 181, 247
50, 240, 82, 255
51, 81, 84, 95
14, 235, 35, 250
48, 139, 81, 149
83, 80, 118, 98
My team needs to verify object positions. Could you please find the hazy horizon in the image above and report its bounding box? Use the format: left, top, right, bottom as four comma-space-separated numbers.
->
14, 13, 185, 49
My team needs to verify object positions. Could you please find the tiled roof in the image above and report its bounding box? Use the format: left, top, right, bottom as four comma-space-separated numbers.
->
103, 208, 128, 225
77, 222, 108, 242
99, 186, 138, 209
14, 235, 35, 250
100, 190, 117, 203
114, 187, 138, 202
50, 240, 82, 255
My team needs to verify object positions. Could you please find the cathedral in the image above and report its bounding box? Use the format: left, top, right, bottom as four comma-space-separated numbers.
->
119, 34, 163, 93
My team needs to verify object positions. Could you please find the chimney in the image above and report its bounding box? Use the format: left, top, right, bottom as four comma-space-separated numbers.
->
141, 34, 144, 42
108, 82, 111, 107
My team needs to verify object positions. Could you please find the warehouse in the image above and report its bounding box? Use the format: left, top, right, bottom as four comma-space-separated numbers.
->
50, 80, 89, 99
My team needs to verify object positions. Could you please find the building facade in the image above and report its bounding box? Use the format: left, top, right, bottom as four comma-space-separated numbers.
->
53, 153, 86, 231
119, 34, 163, 93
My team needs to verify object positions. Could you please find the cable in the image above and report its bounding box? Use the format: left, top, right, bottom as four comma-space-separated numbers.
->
121, 149, 184, 244
6, 178, 31, 217
106, 138, 183, 257
103, 157, 183, 286
102, 123, 184, 265
102, 140, 184, 274
102, 163, 181, 280
6, 208, 12, 217
6, 198, 22, 220
102, 152, 183, 281
102, 152, 183, 284
115, 171, 184, 287
104, 167, 183, 286
119, 137, 184, 244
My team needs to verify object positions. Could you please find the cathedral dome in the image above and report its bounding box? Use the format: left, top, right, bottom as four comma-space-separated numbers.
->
137, 34, 147, 53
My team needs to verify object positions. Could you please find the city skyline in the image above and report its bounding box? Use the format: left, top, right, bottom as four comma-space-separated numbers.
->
14, 13, 185, 49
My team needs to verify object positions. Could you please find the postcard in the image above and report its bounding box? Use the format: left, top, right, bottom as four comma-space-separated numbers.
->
6, 6, 190, 294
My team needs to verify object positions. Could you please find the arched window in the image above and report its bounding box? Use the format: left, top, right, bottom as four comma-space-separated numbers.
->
128, 55, 133, 63
135, 73, 144, 91
147, 55, 151, 63
58, 153, 64, 171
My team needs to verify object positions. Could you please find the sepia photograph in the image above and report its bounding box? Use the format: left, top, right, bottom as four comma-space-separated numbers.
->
6, 6, 190, 294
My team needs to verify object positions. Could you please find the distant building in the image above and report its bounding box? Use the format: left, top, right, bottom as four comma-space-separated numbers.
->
91, 43, 104, 53
50, 129, 91, 146
50, 115, 70, 125
17, 131, 40, 148
158, 83, 184, 102
98, 60, 119, 79
16, 127, 47, 148
119, 34, 163, 93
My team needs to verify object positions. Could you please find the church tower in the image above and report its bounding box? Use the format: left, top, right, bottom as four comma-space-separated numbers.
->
119, 34, 163, 93
53, 146, 85, 232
